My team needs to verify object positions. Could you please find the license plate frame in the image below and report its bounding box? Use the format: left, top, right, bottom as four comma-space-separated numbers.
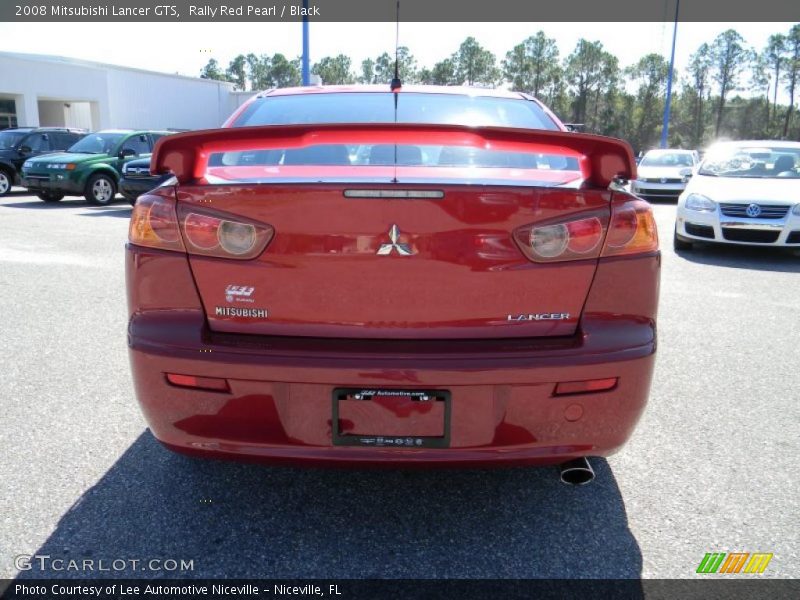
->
332, 387, 451, 449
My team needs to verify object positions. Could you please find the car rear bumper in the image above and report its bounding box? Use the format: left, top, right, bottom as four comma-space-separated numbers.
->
127, 245, 659, 467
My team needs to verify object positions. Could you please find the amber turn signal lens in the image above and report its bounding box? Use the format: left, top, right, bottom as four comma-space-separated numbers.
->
601, 200, 658, 257
128, 190, 185, 252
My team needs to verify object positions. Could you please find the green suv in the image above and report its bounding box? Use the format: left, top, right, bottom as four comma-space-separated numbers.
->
21, 130, 171, 205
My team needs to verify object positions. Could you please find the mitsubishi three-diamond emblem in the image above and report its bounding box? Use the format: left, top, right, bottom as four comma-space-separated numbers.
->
377, 224, 415, 256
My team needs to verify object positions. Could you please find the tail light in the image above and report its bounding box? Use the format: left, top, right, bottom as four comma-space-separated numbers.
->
514, 210, 608, 262
129, 189, 185, 252
513, 199, 658, 263
601, 199, 659, 257
177, 205, 274, 260
128, 190, 274, 259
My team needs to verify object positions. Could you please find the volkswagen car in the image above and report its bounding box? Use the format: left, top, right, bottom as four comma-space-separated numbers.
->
126, 86, 659, 479
674, 141, 800, 250
631, 148, 698, 202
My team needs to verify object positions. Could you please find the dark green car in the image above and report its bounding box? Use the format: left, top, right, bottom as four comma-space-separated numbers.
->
21, 129, 171, 205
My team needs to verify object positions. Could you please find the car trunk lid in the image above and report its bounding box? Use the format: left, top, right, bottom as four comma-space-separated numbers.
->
152, 124, 635, 339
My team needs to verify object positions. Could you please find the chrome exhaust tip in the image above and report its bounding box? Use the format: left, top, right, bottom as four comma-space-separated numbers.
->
559, 457, 595, 485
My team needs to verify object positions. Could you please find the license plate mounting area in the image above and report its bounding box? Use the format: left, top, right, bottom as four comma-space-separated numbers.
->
332, 388, 451, 449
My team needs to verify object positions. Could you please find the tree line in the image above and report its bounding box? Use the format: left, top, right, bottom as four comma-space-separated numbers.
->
200, 25, 800, 152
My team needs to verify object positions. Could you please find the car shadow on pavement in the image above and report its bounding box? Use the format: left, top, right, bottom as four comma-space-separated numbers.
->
1, 199, 129, 211
676, 244, 800, 273
77, 207, 132, 218
20, 431, 643, 583
0, 200, 74, 209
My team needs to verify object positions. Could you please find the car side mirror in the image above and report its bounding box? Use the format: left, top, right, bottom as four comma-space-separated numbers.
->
119, 148, 136, 158
18, 145, 31, 154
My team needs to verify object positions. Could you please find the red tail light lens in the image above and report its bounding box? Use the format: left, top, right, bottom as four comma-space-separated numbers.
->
601, 199, 659, 257
184, 213, 222, 249
128, 189, 185, 252
566, 217, 603, 254
514, 212, 607, 262
178, 205, 274, 260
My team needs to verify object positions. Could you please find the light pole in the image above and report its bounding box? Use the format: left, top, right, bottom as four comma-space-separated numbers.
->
660, 0, 680, 148
301, 0, 310, 85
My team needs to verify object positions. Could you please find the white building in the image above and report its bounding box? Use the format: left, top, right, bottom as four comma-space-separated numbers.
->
0, 51, 254, 131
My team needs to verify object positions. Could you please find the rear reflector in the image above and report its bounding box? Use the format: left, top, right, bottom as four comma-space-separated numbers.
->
554, 378, 618, 396
344, 189, 444, 199
166, 373, 230, 392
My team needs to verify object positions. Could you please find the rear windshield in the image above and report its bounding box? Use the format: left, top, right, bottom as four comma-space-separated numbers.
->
205, 142, 583, 188
211, 145, 579, 170
232, 92, 559, 130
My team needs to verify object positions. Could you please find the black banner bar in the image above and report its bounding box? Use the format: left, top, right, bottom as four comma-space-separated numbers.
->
3, 580, 800, 600
2, 0, 800, 22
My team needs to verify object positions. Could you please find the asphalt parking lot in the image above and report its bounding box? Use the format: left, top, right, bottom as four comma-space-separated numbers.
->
0, 189, 798, 580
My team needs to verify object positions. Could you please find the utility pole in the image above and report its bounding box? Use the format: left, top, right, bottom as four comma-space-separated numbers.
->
660, 0, 680, 148
301, 0, 310, 85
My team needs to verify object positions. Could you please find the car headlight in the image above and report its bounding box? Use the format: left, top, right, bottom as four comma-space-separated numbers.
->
685, 193, 716, 212
793, 204, 800, 216
23, 161, 32, 169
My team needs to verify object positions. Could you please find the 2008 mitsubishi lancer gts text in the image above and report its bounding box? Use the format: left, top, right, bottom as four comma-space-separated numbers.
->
126, 85, 659, 483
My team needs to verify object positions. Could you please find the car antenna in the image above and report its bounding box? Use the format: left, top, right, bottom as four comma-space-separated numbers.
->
390, 0, 401, 92
391, 0, 401, 183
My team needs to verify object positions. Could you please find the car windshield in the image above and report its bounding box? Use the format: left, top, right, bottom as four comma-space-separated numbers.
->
233, 92, 559, 130
0, 130, 28, 150
640, 152, 695, 167
698, 145, 800, 178
68, 133, 127, 155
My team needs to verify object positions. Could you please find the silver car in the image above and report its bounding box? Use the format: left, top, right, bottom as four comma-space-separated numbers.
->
632, 149, 699, 202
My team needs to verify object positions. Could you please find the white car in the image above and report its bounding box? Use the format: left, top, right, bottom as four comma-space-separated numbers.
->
674, 141, 800, 250
632, 149, 699, 201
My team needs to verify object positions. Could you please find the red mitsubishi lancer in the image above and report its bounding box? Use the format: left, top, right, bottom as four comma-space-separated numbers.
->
126, 85, 658, 483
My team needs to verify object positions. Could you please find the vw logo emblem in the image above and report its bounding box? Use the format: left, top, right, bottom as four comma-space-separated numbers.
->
745, 203, 762, 218
660, 177, 667, 184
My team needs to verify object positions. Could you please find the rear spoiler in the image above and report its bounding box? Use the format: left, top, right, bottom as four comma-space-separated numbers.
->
151, 123, 635, 188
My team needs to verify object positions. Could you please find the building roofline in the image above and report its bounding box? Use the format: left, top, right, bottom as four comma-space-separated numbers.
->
0, 51, 237, 88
